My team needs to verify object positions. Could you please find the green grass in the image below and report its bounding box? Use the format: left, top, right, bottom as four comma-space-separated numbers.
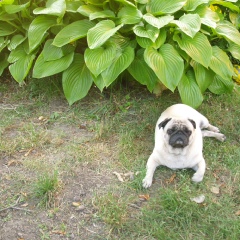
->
32, 171, 60, 207
91, 87, 240, 239
1, 78, 240, 239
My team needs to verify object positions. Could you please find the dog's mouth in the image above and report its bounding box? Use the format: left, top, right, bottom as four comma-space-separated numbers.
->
171, 139, 186, 148
169, 131, 189, 148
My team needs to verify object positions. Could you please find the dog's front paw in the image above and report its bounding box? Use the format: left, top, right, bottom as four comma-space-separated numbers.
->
217, 133, 226, 142
142, 177, 153, 188
192, 173, 203, 183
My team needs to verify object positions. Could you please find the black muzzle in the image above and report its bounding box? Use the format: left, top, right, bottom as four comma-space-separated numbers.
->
169, 130, 189, 148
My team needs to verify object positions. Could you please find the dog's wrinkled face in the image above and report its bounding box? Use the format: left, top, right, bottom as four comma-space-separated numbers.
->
159, 118, 196, 149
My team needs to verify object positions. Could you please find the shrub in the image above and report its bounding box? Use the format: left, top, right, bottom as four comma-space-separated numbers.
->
0, 0, 240, 107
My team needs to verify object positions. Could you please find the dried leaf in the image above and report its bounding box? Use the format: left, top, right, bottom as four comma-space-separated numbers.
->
190, 195, 205, 204
123, 171, 134, 180
235, 210, 240, 216
38, 116, 48, 122
210, 186, 220, 194
75, 205, 85, 212
72, 202, 81, 207
7, 160, 22, 166
166, 173, 176, 184
113, 171, 124, 182
51, 230, 66, 235
21, 203, 29, 207
24, 148, 33, 157
139, 194, 150, 201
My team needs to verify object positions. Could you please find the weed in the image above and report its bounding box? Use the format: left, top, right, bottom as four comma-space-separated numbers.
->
32, 171, 60, 207
93, 192, 129, 229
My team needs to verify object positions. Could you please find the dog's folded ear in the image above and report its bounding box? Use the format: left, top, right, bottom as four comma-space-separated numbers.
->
158, 118, 172, 129
188, 119, 196, 129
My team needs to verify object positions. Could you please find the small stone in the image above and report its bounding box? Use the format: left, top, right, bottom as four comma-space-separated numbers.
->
75, 205, 85, 212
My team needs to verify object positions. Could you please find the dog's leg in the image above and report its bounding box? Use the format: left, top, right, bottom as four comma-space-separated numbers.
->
142, 153, 159, 188
192, 158, 206, 183
207, 124, 220, 133
202, 130, 226, 142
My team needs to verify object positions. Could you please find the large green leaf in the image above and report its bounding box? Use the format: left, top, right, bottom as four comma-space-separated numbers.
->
211, 1, 239, 12
0, 21, 16, 36
9, 52, 35, 83
178, 70, 203, 108
0, 0, 14, 6
133, 24, 159, 42
84, 42, 118, 77
66, 1, 82, 13
209, 46, 234, 80
193, 5, 219, 29
0, 54, 8, 76
101, 46, 135, 87
28, 16, 56, 52
118, 6, 142, 24
146, 0, 186, 15
8, 35, 26, 51
90, 10, 115, 20
174, 32, 212, 68
93, 74, 106, 92
62, 54, 93, 105
136, 28, 166, 49
77, 5, 101, 17
0, 37, 10, 52
143, 14, 173, 29
128, 49, 158, 91
53, 20, 95, 47
171, 14, 201, 38
8, 45, 26, 63
183, 0, 209, 11
191, 60, 214, 93
33, 0, 66, 17
208, 75, 234, 94
144, 44, 184, 92
4, 2, 30, 14
228, 42, 240, 61
42, 39, 75, 61
87, 20, 123, 49
33, 52, 74, 78
215, 21, 240, 46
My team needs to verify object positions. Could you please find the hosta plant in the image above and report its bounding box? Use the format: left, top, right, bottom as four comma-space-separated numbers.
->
0, 0, 240, 107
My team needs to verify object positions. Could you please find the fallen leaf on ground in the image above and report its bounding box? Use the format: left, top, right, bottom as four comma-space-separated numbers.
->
139, 194, 150, 201
190, 195, 205, 204
235, 210, 240, 216
166, 173, 176, 184
21, 203, 29, 207
113, 171, 124, 182
7, 160, 22, 167
24, 148, 33, 157
123, 171, 134, 180
51, 230, 66, 235
210, 186, 220, 194
72, 202, 81, 207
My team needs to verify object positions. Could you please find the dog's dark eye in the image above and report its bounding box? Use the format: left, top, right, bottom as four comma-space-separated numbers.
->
184, 129, 192, 136
167, 129, 174, 135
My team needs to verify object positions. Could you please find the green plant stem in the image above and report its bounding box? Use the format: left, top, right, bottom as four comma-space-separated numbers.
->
6, 20, 25, 34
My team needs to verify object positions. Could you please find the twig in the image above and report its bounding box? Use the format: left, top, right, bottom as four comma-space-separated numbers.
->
10, 207, 34, 212
0, 196, 34, 213
128, 203, 141, 209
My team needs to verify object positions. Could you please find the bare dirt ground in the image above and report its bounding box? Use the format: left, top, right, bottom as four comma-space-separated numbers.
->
0, 80, 128, 240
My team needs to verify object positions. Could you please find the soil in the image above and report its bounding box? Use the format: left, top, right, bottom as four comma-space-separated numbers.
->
0, 84, 121, 240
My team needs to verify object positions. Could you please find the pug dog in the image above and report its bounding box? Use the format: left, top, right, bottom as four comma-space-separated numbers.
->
142, 104, 226, 188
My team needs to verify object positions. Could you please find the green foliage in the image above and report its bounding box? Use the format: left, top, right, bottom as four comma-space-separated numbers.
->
33, 171, 59, 207
0, 0, 240, 107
